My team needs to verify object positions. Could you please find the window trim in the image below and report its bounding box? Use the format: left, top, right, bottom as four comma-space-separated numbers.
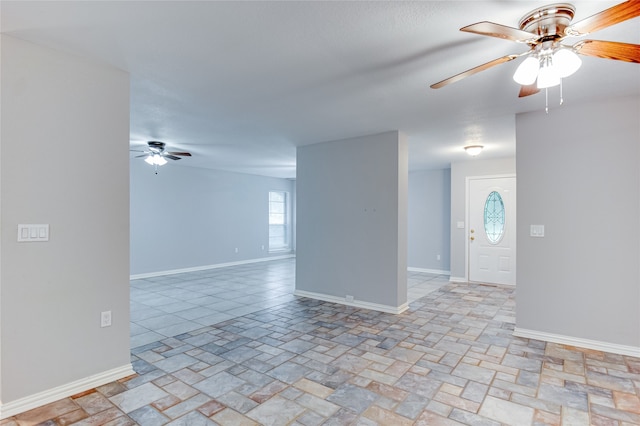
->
268, 190, 291, 252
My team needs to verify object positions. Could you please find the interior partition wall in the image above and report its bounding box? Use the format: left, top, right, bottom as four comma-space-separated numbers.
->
0, 35, 132, 417
514, 95, 640, 356
295, 131, 408, 314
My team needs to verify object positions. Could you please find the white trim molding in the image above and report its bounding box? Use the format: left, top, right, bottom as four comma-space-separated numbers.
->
130, 254, 295, 280
407, 267, 450, 275
293, 290, 409, 315
0, 363, 135, 419
449, 276, 467, 283
513, 328, 640, 358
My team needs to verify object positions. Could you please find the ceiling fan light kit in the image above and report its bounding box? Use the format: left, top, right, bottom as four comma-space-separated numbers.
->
131, 141, 192, 174
431, 0, 640, 112
144, 153, 168, 166
537, 57, 561, 89
512, 46, 582, 87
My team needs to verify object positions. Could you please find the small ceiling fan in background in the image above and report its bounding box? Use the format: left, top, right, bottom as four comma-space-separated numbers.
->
431, 0, 640, 110
131, 141, 192, 174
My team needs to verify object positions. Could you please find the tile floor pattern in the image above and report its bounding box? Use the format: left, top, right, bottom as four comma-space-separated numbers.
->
129, 259, 449, 349
129, 260, 298, 349
3, 262, 640, 425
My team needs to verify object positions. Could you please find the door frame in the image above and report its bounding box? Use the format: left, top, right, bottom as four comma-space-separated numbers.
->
464, 173, 516, 283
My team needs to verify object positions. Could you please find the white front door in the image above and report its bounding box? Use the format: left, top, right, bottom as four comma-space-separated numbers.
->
468, 176, 516, 285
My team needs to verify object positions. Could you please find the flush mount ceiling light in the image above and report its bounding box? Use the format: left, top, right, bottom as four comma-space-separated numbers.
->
464, 145, 484, 156
430, 1, 640, 113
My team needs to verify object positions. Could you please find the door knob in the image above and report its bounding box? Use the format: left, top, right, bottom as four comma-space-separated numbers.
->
470, 236, 475, 241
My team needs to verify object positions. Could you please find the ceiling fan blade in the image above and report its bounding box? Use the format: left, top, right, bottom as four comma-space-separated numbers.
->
431, 54, 520, 89
518, 82, 540, 98
574, 40, 640, 63
134, 154, 149, 158
168, 151, 192, 156
165, 154, 182, 161
565, 1, 640, 37
461, 22, 538, 43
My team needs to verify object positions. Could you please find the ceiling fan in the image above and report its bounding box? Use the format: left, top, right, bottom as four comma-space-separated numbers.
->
131, 141, 192, 173
430, 1, 640, 100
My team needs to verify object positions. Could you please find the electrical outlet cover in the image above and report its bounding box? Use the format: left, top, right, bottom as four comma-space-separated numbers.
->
101, 311, 112, 327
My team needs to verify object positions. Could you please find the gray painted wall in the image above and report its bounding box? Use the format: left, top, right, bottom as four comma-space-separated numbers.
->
296, 131, 408, 309
1, 36, 131, 402
449, 158, 516, 280
516, 96, 640, 347
130, 161, 294, 275
408, 169, 451, 273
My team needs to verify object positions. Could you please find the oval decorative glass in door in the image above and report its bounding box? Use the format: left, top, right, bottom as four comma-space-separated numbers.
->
484, 191, 505, 244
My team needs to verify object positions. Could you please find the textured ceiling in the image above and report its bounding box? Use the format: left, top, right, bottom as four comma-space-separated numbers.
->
2, 1, 638, 178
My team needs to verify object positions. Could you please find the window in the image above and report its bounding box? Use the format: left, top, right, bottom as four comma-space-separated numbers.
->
484, 191, 505, 244
269, 191, 290, 251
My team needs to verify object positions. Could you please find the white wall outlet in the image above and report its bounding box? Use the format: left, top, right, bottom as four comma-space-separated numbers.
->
101, 310, 112, 327
234, 247, 239, 253
345, 295, 354, 303
436, 254, 441, 261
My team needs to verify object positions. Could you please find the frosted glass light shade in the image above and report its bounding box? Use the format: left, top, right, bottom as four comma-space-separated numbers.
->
553, 49, 582, 78
464, 145, 483, 156
146, 154, 167, 166
537, 63, 560, 88
513, 56, 540, 85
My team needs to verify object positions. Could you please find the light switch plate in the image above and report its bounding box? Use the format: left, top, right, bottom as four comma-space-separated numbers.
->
18, 224, 49, 242
530, 225, 545, 237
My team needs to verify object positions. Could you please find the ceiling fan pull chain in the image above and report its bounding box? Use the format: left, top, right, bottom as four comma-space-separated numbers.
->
545, 88, 549, 114
559, 79, 564, 106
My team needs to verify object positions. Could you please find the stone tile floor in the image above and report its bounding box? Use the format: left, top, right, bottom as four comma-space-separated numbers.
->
129, 259, 449, 349
3, 260, 640, 425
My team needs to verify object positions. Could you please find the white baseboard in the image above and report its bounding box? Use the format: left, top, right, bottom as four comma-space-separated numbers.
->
513, 328, 640, 358
293, 290, 409, 314
0, 363, 135, 419
130, 254, 295, 280
407, 267, 450, 275
449, 276, 467, 283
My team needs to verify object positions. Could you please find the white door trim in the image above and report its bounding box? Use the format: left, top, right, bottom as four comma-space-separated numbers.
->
464, 173, 516, 283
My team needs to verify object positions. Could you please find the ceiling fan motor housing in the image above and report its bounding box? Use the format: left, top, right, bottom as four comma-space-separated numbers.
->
147, 141, 166, 151
519, 3, 575, 41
